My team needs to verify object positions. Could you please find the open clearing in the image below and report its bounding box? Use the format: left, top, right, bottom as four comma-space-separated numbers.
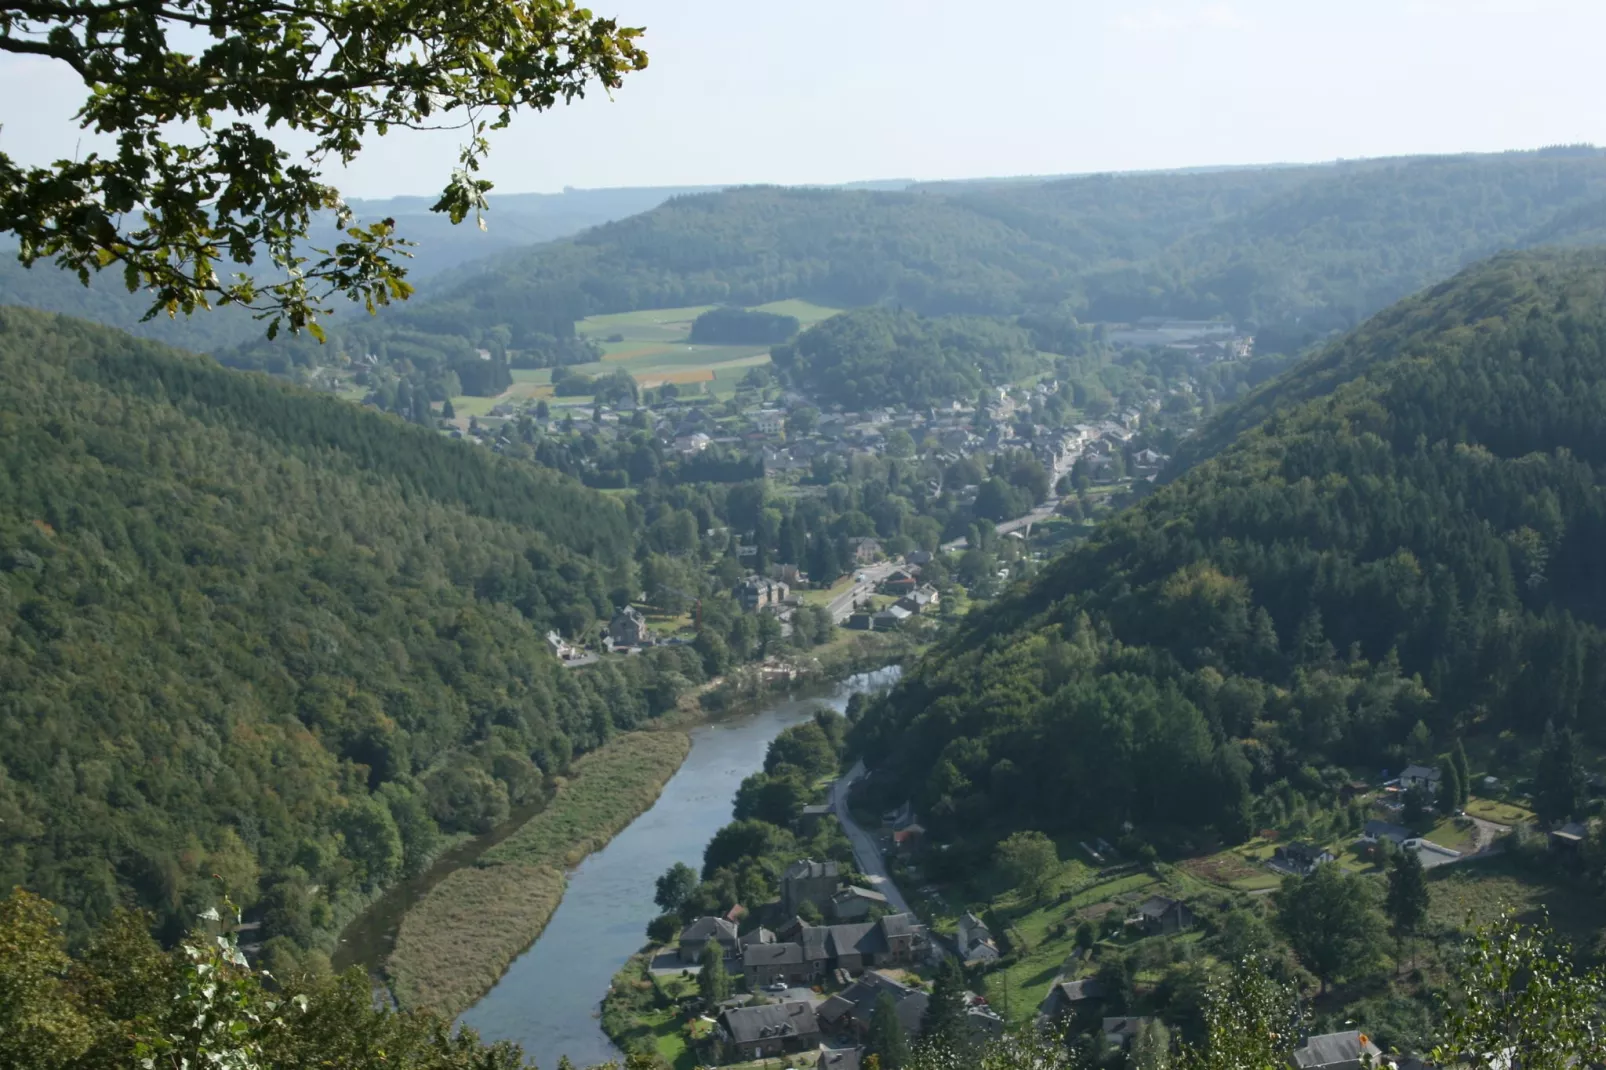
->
443, 300, 841, 417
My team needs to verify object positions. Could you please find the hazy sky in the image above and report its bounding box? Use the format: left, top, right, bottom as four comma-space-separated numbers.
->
1, 0, 1603, 199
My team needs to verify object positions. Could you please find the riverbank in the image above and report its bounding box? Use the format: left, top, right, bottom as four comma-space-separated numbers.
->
387, 730, 693, 1015
350, 634, 913, 1018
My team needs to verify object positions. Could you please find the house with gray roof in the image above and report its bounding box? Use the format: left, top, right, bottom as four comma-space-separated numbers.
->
1041, 978, 1106, 1020
817, 970, 928, 1039
679, 916, 739, 964
1291, 1031, 1383, 1070
718, 1000, 821, 1062
781, 859, 841, 915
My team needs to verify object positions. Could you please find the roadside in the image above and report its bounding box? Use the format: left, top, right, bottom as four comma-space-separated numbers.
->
830, 760, 914, 915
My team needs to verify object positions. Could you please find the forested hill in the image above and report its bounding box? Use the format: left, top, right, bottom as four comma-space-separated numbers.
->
0, 307, 696, 957
406, 150, 1606, 351
1167, 249, 1606, 471
849, 249, 1606, 850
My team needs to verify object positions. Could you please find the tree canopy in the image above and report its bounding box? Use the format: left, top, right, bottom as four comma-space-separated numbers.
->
0, 0, 647, 335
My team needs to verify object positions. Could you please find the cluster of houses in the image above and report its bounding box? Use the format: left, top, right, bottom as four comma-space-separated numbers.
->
846, 567, 941, 631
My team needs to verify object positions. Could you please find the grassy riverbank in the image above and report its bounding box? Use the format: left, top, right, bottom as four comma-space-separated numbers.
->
387, 730, 693, 1015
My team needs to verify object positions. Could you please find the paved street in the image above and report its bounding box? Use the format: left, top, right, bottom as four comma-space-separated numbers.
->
829, 760, 913, 915
825, 560, 900, 623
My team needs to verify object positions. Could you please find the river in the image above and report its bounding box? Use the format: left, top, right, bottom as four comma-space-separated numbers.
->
456, 666, 901, 1069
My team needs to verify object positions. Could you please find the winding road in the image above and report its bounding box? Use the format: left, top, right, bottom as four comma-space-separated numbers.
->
830, 760, 913, 915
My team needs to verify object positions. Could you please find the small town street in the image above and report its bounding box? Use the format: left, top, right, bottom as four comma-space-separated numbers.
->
830, 760, 913, 915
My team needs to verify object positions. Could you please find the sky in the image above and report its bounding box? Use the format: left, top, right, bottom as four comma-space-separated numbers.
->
1, 0, 1603, 200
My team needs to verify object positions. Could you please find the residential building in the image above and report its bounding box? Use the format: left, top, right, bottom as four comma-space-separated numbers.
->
759, 914, 926, 980
957, 912, 1000, 964
608, 606, 650, 648
1040, 978, 1106, 1020
1132, 896, 1194, 935
848, 538, 882, 564
1551, 821, 1588, 853
1399, 764, 1442, 794
896, 585, 940, 614
753, 410, 786, 435
880, 569, 919, 595
742, 942, 814, 988
736, 575, 790, 611
1274, 842, 1335, 875
718, 1001, 820, 1062
872, 605, 913, 630
817, 971, 929, 1040
1291, 1031, 1384, 1070
829, 886, 889, 922
679, 916, 739, 964
780, 859, 841, 916
1361, 821, 1412, 847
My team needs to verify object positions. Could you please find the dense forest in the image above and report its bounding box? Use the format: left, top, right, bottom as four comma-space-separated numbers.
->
771, 308, 1044, 408
0, 308, 710, 958
850, 249, 1606, 852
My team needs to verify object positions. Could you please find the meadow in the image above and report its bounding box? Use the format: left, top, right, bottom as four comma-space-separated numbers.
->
386, 729, 693, 1015
443, 300, 841, 417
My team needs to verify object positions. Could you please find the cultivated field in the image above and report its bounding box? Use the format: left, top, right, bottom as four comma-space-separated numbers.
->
442, 300, 841, 418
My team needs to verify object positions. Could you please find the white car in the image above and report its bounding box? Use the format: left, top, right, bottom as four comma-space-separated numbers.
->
765, 982, 789, 993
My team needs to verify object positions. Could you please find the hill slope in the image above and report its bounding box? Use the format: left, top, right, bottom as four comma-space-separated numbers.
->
851, 249, 1606, 847
0, 307, 695, 949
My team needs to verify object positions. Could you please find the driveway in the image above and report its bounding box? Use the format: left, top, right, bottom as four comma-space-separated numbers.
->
830, 760, 913, 915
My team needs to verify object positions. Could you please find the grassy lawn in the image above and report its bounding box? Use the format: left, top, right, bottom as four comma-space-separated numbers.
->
1464, 796, 1535, 825
799, 575, 857, 606
1422, 817, 1478, 853
1179, 848, 1281, 890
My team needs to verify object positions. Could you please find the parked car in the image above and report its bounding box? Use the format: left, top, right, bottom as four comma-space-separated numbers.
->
765, 982, 789, 993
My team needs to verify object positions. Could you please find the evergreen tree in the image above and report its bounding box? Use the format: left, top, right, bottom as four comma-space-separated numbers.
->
442, 398, 456, 419
1437, 755, 1462, 817
698, 941, 730, 1004
1537, 721, 1586, 826
1385, 846, 1429, 970
919, 956, 970, 1056
1452, 738, 1472, 806
867, 991, 911, 1070
1402, 786, 1430, 833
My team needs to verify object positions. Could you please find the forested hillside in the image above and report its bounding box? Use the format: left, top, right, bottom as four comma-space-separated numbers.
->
0, 307, 704, 957
850, 249, 1606, 849
410, 151, 1606, 351
772, 307, 1044, 408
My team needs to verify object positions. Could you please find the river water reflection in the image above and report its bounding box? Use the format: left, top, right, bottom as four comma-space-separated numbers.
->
458, 667, 901, 1068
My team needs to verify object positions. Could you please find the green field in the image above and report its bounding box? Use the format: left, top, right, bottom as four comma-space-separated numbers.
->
441, 300, 842, 420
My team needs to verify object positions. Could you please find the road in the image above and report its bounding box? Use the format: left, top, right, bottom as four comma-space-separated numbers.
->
825, 561, 901, 623
941, 499, 1061, 551
830, 760, 913, 915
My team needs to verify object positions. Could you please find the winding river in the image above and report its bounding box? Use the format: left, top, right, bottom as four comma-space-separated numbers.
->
457, 667, 901, 1069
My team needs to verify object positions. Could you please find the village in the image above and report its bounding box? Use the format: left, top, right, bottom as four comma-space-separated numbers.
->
607, 737, 1581, 1070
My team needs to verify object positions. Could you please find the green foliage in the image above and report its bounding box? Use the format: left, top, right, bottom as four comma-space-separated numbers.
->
852, 248, 1606, 853
0, 307, 690, 948
1274, 865, 1388, 992
1432, 915, 1606, 1070
867, 991, 911, 1070
996, 830, 1058, 901
1174, 960, 1299, 1070
774, 308, 1042, 409
689, 307, 800, 345
0, 889, 526, 1070
0, 0, 646, 335
655, 862, 700, 914
1437, 756, 1462, 817
918, 956, 971, 1057
1537, 720, 1586, 826
697, 942, 730, 1004
1386, 846, 1429, 957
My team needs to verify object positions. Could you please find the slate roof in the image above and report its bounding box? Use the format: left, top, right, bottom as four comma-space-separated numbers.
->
681, 916, 738, 944
820, 1049, 862, 1070
721, 1001, 820, 1045
1400, 764, 1441, 783
740, 927, 777, 948
832, 886, 888, 906
1050, 978, 1105, 1003
1292, 1031, 1383, 1070
1136, 896, 1181, 920
743, 942, 805, 968
879, 912, 917, 940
